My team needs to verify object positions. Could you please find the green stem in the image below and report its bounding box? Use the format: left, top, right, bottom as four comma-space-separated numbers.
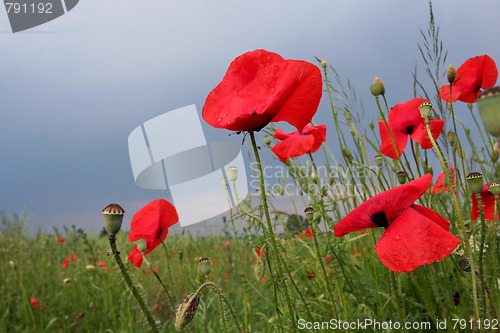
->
141, 253, 176, 310
109, 235, 159, 333
249, 131, 298, 331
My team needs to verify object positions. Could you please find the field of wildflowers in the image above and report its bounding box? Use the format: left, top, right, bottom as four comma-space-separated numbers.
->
2, 5, 500, 333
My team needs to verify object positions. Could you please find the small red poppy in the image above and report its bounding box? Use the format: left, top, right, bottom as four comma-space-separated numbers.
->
254, 247, 267, 258
379, 98, 444, 160
30, 298, 39, 308
62, 255, 77, 269
431, 167, 455, 194
334, 174, 461, 272
439, 55, 498, 103
471, 184, 500, 221
202, 49, 322, 133
57, 238, 65, 243
127, 199, 179, 268
307, 270, 315, 278
271, 125, 327, 163
98, 262, 106, 268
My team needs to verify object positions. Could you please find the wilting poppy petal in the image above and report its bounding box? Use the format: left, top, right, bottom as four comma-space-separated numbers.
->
271, 125, 326, 162
202, 49, 322, 132
376, 206, 461, 272
127, 199, 179, 268
471, 183, 499, 221
334, 174, 432, 236
439, 55, 498, 103
431, 167, 455, 194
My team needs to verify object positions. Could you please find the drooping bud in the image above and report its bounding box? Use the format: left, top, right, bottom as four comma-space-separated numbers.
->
493, 142, 500, 162
466, 172, 484, 194
198, 258, 211, 276
304, 207, 315, 222
263, 135, 272, 145
447, 64, 456, 84
254, 257, 266, 281
477, 86, 500, 138
488, 181, 500, 195
447, 131, 456, 144
102, 204, 125, 236
136, 239, 147, 253
276, 183, 284, 195
227, 166, 238, 182
175, 293, 200, 331
397, 171, 407, 185
418, 102, 433, 121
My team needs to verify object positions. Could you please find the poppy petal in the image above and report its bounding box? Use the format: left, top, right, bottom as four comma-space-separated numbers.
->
271, 125, 326, 163
410, 119, 444, 149
334, 174, 433, 237
376, 206, 461, 272
378, 121, 408, 159
127, 246, 144, 268
471, 184, 499, 221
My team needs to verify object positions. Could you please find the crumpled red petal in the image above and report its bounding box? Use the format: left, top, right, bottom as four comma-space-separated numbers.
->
271, 125, 326, 163
376, 205, 461, 272
431, 167, 455, 194
410, 119, 444, 149
471, 184, 499, 221
334, 174, 432, 237
378, 120, 409, 160
202, 49, 322, 132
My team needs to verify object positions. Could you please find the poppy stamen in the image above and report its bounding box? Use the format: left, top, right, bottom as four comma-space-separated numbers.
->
370, 211, 390, 228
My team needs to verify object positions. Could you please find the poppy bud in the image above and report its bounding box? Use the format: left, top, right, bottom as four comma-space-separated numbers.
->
372, 77, 385, 96
221, 177, 227, 187
427, 166, 433, 176
487, 181, 500, 197
102, 204, 125, 236
198, 258, 211, 276
263, 135, 272, 145
321, 60, 327, 69
369, 122, 374, 130
447, 64, 456, 84
493, 142, 500, 162
227, 166, 238, 182
374, 155, 383, 167
178, 249, 184, 261
310, 172, 318, 183
328, 175, 334, 186
136, 239, 147, 253
304, 207, 314, 222
446, 102, 453, 111
466, 172, 484, 194
344, 111, 352, 121
276, 183, 284, 195
370, 84, 381, 96
254, 257, 266, 281
418, 102, 433, 121
342, 147, 352, 159
457, 257, 470, 271
175, 293, 200, 331
477, 86, 500, 138
397, 171, 407, 185
447, 131, 456, 144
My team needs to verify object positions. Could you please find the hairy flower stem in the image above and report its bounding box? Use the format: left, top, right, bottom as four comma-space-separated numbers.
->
195, 282, 242, 333
141, 254, 176, 310
424, 120, 480, 321
249, 131, 298, 331
108, 235, 159, 333
475, 195, 489, 320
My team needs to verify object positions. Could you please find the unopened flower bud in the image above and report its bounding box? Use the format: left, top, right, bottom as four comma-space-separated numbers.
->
227, 166, 238, 182
369, 122, 375, 130
276, 183, 284, 195
304, 207, 315, 222
397, 171, 407, 185
321, 60, 327, 69
374, 155, 383, 167
136, 239, 147, 253
477, 86, 500, 138
488, 181, 500, 195
344, 111, 352, 121
447, 64, 456, 84
418, 102, 433, 121
342, 147, 352, 159
310, 172, 318, 183
263, 135, 272, 145
102, 204, 125, 236
328, 176, 334, 186
198, 258, 211, 276
178, 249, 184, 261
447, 131, 456, 144
493, 143, 500, 162
374, 77, 385, 95
254, 257, 266, 281
466, 172, 484, 194
175, 293, 200, 331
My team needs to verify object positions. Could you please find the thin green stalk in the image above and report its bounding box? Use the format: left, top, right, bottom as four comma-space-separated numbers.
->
475, 195, 490, 320
390, 271, 408, 333
249, 131, 298, 331
141, 253, 176, 310
109, 235, 159, 333
158, 237, 175, 291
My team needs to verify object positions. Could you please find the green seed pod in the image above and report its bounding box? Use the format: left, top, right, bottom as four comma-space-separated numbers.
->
466, 172, 484, 194
344, 111, 352, 121
321, 60, 327, 69
374, 77, 385, 95
136, 239, 147, 253
276, 183, 284, 195
178, 249, 184, 261
304, 207, 315, 222
447, 131, 456, 144
102, 204, 125, 236
457, 257, 470, 272
342, 147, 352, 159
370, 84, 380, 96
477, 86, 500, 138
198, 258, 211, 276
227, 166, 238, 182
263, 135, 272, 145
254, 257, 266, 282
397, 171, 407, 185
374, 155, 383, 167
447, 64, 456, 84
418, 102, 433, 121
175, 293, 200, 331
488, 181, 500, 195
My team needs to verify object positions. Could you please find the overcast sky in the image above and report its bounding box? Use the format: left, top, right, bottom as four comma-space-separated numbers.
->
0, 0, 499, 235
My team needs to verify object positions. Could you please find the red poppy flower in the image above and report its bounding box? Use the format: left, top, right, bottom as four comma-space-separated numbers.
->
271, 124, 327, 163
471, 184, 500, 221
379, 98, 444, 159
431, 167, 455, 194
62, 255, 77, 269
307, 270, 315, 278
439, 55, 498, 103
304, 228, 313, 238
57, 238, 65, 243
254, 247, 267, 258
127, 199, 179, 268
334, 174, 461, 272
30, 298, 39, 308
202, 49, 323, 132
98, 261, 106, 268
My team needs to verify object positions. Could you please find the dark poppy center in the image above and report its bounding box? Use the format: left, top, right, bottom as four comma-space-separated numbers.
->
301, 131, 308, 135
405, 126, 414, 134
370, 211, 390, 228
